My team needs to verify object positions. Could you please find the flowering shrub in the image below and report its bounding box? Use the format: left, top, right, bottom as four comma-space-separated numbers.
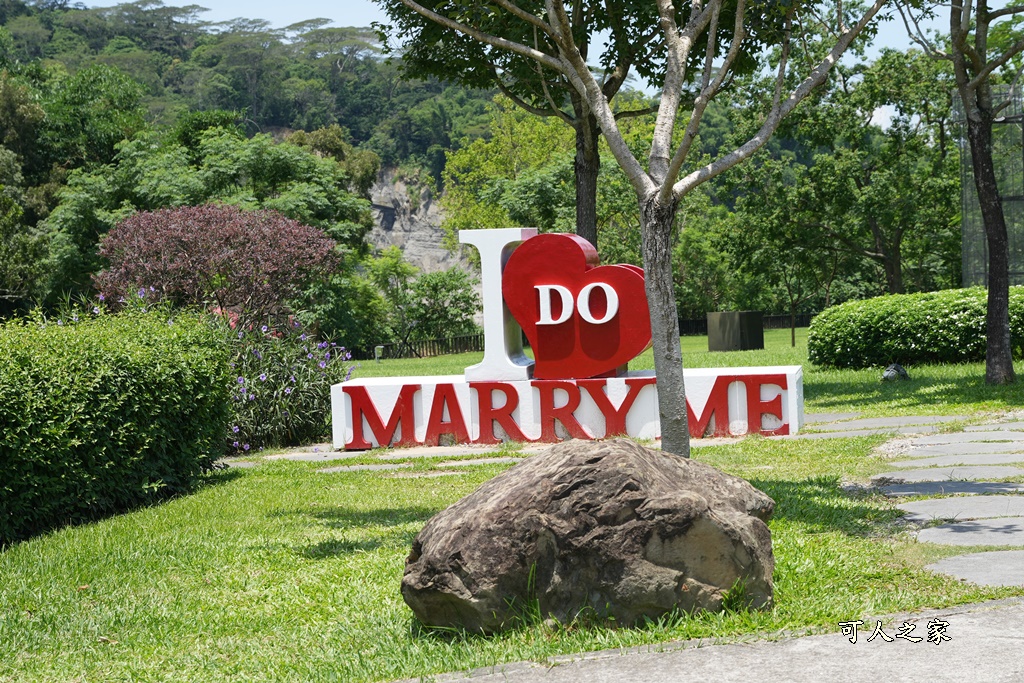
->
808, 287, 1024, 368
223, 320, 353, 452
0, 303, 230, 546
94, 204, 339, 328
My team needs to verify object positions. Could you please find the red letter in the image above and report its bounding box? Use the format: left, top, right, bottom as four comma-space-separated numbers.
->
343, 384, 420, 449
533, 380, 589, 441
471, 382, 529, 444
687, 376, 732, 438
579, 377, 657, 437
738, 374, 789, 436
423, 384, 470, 446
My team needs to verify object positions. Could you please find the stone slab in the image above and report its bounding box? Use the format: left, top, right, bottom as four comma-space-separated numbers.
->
378, 445, 546, 460
892, 453, 1024, 469
926, 551, 1024, 587
809, 415, 968, 431
803, 412, 862, 424
265, 450, 362, 462
317, 463, 411, 473
219, 459, 259, 468
965, 422, 1024, 432
436, 457, 523, 467
773, 426, 938, 441
916, 517, 1024, 546
386, 471, 462, 479
898, 496, 1024, 524
903, 442, 1024, 457
911, 431, 1024, 445
880, 481, 1024, 497
871, 466, 1024, 484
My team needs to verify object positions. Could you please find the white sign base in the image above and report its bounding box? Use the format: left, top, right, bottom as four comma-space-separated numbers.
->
331, 367, 803, 450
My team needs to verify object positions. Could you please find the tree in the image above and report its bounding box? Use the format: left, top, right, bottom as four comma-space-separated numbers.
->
378, 0, 660, 246
94, 204, 339, 328
409, 267, 481, 340
899, 0, 1024, 384
390, 0, 888, 456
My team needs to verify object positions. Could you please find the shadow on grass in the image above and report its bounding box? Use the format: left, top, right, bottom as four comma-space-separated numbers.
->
286, 505, 440, 559
747, 476, 900, 536
804, 371, 1024, 412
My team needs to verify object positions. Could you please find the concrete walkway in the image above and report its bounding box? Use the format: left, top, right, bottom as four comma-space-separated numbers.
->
394, 598, 1024, 683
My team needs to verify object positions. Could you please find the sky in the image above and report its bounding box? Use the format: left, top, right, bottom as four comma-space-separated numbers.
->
84, 0, 936, 55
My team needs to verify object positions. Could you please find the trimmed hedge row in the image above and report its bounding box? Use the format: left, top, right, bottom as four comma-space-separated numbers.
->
807, 287, 1024, 368
0, 310, 231, 546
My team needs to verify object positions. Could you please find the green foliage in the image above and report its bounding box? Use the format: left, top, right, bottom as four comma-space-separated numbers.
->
807, 287, 1024, 368
0, 193, 45, 318
0, 304, 231, 546
223, 320, 353, 452
41, 127, 373, 303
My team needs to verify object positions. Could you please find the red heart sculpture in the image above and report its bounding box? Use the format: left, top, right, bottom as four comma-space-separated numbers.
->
502, 233, 652, 379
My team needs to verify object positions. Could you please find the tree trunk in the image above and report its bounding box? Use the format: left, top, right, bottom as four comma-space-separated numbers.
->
640, 193, 689, 457
790, 307, 796, 348
966, 115, 1016, 384
574, 110, 600, 248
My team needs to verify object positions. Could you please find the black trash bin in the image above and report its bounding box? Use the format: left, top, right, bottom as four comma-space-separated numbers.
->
707, 311, 764, 352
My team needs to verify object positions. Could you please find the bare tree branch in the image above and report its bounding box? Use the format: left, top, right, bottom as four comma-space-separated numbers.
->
661, 0, 748, 203
672, 0, 889, 198
897, 3, 950, 60
969, 36, 1024, 89
614, 105, 659, 120
489, 63, 572, 120
397, 0, 567, 73
989, 4, 1024, 19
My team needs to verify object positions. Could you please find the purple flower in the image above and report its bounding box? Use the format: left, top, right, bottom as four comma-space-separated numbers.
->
284, 387, 292, 394
92, 307, 100, 315
313, 447, 320, 452
259, 373, 266, 382
57, 320, 63, 326
293, 320, 300, 327
318, 341, 328, 349
248, 394, 256, 401
238, 331, 244, 339
289, 376, 295, 383
149, 286, 155, 292
318, 361, 326, 369
118, 297, 126, 304
325, 352, 330, 360
237, 377, 245, 384
306, 353, 313, 359
243, 444, 250, 451
300, 333, 307, 341
261, 325, 268, 332
138, 288, 146, 298
232, 425, 240, 433
98, 293, 105, 302
233, 441, 239, 448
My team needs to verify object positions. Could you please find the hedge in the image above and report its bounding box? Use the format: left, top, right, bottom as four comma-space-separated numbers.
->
0, 310, 231, 546
807, 287, 1024, 369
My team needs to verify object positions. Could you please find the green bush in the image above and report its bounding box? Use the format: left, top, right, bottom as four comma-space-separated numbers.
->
0, 307, 231, 546
807, 287, 1024, 368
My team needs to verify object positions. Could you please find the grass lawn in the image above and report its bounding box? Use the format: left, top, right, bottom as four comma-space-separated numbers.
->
355, 328, 1024, 419
4, 328, 1024, 681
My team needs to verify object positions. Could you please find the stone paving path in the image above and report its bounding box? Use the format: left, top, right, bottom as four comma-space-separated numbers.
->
865, 418, 1024, 587
220, 411, 1024, 586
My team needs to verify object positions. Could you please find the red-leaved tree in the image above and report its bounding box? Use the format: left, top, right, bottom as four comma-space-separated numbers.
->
94, 205, 338, 326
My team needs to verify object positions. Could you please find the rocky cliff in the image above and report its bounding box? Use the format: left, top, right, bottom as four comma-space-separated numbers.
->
368, 169, 470, 273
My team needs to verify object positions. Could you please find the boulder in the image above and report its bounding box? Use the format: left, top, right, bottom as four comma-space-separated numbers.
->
401, 439, 775, 633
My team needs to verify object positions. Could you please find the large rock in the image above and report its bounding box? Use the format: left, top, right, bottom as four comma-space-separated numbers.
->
401, 439, 775, 633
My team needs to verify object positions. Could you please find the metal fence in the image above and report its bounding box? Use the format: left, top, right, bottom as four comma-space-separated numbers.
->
956, 86, 1024, 286
351, 332, 485, 361
353, 313, 818, 359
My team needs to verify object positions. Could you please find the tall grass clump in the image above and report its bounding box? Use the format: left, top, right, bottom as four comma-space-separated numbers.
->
808, 286, 1024, 368
0, 302, 230, 546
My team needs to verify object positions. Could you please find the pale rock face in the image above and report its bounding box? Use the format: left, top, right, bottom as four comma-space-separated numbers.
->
368, 168, 470, 274
401, 439, 776, 634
